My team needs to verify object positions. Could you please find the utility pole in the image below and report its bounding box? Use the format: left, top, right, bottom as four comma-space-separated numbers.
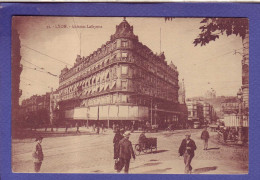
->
151, 98, 153, 125
80, 32, 81, 56
50, 87, 54, 132
160, 28, 161, 53
237, 88, 243, 145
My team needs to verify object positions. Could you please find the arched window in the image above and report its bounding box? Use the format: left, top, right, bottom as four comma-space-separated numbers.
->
107, 73, 110, 79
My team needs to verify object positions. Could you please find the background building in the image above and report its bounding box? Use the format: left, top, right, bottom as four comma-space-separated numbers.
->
221, 97, 239, 115
58, 19, 181, 129
203, 102, 217, 124
178, 79, 188, 129
12, 28, 23, 129
205, 88, 216, 99
20, 92, 51, 128
186, 99, 204, 128
178, 79, 186, 104
241, 30, 249, 111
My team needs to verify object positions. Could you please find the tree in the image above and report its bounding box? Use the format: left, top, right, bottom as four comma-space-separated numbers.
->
192, 18, 249, 109
165, 17, 249, 109
192, 18, 248, 46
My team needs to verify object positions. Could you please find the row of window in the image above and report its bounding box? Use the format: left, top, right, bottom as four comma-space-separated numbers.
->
81, 94, 130, 106
61, 56, 177, 92
60, 51, 130, 86
61, 39, 131, 79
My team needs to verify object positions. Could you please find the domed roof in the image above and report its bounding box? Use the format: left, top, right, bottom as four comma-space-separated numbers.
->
115, 18, 132, 34
110, 18, 138, 41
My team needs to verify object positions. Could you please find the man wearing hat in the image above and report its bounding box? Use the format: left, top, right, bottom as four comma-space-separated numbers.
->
201, 127, 210, 150
118, 131, 135, 173
178, 132, 197, 174
32, 136, 44, 172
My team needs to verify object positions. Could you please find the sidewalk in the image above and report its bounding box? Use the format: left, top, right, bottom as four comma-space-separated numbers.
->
12, 127, 114, 139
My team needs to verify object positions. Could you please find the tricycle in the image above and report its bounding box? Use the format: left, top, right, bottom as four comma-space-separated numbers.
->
134, 137, 157, 155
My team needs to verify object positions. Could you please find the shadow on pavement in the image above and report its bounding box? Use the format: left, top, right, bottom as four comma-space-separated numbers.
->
143, 167, 172, 174
206, 147, 220, 150
193, 166, 217, 174
143, 162, 162, 166
149, 150, 169, 154
131, 162, 162, 170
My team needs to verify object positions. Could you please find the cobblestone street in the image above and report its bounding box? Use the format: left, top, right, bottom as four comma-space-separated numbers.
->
12, 128, 248, 174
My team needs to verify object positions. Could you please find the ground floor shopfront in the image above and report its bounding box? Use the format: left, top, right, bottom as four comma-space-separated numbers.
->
59, 104, 181, 130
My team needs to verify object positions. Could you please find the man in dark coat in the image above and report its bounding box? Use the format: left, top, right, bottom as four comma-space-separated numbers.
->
201, 127, 210, 150
179, 132, 197, 174
113, 129, 123, 160
118, 131, 135, 173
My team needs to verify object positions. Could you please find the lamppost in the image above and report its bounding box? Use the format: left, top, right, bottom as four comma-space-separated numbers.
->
155, 104, 157, 125
237, 88, 243, 145
151, 98, 153, 125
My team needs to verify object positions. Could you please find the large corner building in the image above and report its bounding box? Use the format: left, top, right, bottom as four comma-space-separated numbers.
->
58, 19, 181, 128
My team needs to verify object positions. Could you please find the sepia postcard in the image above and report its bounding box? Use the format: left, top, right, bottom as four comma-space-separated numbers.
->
10, 16, 249, 174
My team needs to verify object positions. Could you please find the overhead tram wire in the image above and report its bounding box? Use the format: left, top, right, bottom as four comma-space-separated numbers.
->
21, 58, 59, 77
22, 64, 58, 77
21, 77, 55, 89
170, 36, 241, 60
191, 47, 244, 67
22, 59, 44, 70
20, 80, 52, 90
22, 65, 59, 78
21, 44, 73, 67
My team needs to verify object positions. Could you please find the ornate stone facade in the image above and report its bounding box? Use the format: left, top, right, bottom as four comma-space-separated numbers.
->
58, 19, 180, 128
241, 30, 249, 111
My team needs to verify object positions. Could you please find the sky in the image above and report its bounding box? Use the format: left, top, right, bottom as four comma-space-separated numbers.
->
13, 17, 244, 103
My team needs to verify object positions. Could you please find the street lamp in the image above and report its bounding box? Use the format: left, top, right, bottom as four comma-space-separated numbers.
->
155, 104, 157, 125
151, 98, 153, 125
237, 88, 243, 145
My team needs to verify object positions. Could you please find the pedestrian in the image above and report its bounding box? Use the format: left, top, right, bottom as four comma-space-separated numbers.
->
117, 131, 136, 173
201, 127, 210, 150
112, 123, 116, 131
178, 132, 197, 174
113, 129, 123, 161
32, 136, 44, 173
93, 123, 96, 132
44, 121, 48, 132
101, 123, 105, 133
65, 121, 69, 133
223, 128, 228, 143
138, 131, 147, 150
76, 121, 80, 133
146, 121, 150, 132
96, 124, 100, 134
120, 128, 125, 136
